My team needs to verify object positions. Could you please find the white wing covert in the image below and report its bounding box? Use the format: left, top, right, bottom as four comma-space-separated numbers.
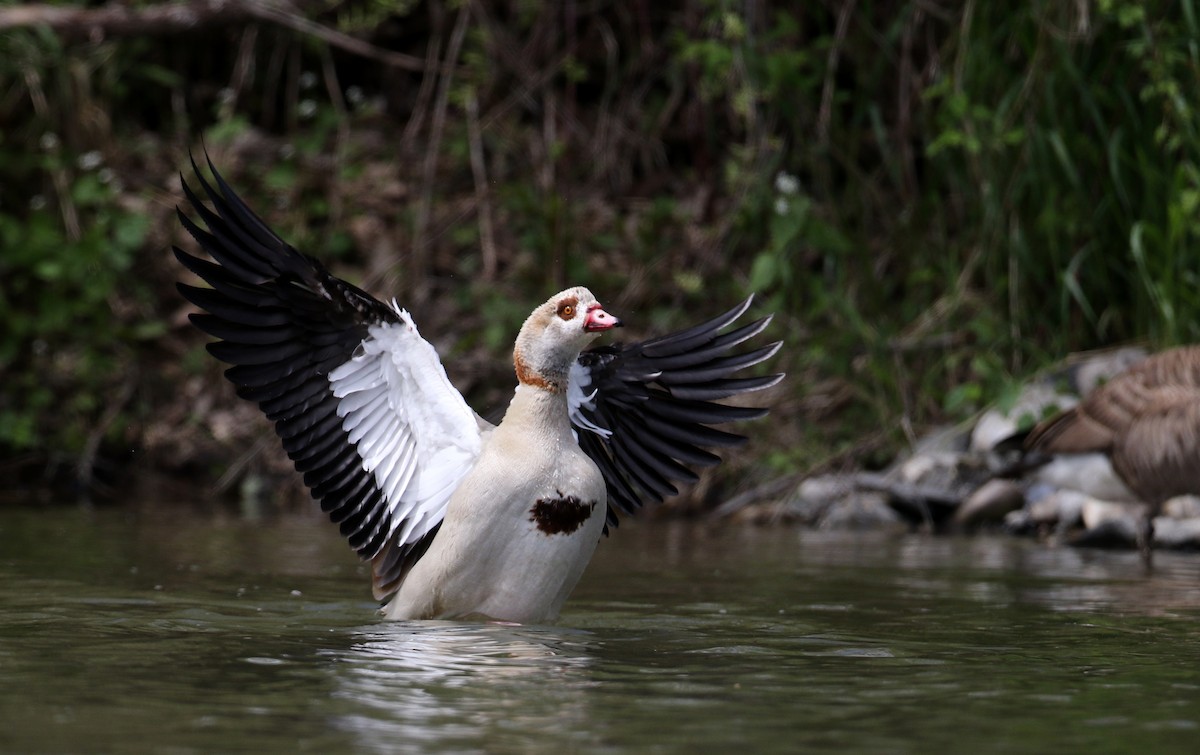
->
174, 155, 482, 599
329, 311, 482, 562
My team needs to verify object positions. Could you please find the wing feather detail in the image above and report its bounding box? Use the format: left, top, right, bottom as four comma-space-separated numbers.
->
174, 154, 483, 600
568, 296, 783, 528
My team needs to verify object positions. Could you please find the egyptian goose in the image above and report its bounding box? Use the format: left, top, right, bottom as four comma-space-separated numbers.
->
174, 156, 783, 623
1024, 345, 1200, 557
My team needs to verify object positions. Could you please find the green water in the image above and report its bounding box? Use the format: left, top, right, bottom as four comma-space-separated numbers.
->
3, 503, 1200, 753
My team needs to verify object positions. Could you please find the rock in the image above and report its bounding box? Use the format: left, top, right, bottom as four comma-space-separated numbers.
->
773, 474, 854, 524
1069, 347, 1148, 394
1026, 489, 1088, 528
796, 474, 855, 504
894, 448, 993, 499
726, 500, 803, 525
1070, 518, 1139, 548
818, 492, 906, 532
970, 383, 1078, 453
1152, 517, 1200, 549
954, 479, 1025, 527
910, 425, 972, 455
897, 452, 961, 487
1162, 495, 1200, 520
1068, 498, 1145, 548
1031, 453, 1137, 502
1004, 508, 1036, 534
968, 345, 1147, 454
1005, 487, 1088, 536
1081, 498, 1146, 530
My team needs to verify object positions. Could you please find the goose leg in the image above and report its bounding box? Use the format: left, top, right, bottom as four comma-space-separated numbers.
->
1137, 511, 1155, 572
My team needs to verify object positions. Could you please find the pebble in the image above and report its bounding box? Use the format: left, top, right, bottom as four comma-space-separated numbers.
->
1162, 495, 1200, 520
1081, 499, 1145, 531
953, 478, 1024, 527
1030, 454, 1136, 502
1152, 517, 1200, 549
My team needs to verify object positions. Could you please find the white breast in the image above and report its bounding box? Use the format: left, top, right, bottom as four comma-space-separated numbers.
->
384, 398, 607, 623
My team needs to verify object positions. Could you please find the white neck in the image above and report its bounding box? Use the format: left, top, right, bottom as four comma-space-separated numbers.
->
498, 383, 574, 443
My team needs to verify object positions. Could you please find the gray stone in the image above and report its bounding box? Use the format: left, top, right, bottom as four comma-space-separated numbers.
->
1081, 498, 1146, 531
1031, 454, 1137, 502
1152, 517, 1200, 549
954, 479, 1025, 526
897, 452, 961, 487
795, 474, 854, 504
774, 474, 855, 525
818, 492, 906, 532
1070, 347, 1148, 394
1004, 508, 1035, 533
910, 425, 972, 456
1162, 495, 1200, 520
893, 448, 994, 502
1026, 489, 1088, 528
970, 383, 1078, 453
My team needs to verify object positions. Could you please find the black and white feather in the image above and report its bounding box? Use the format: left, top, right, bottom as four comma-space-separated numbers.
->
175, 156, 482, 598
175, 155, 781, 600
568, 299, 783, 528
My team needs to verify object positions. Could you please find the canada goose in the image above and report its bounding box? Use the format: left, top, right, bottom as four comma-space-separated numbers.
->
1024, 345, 1200, 560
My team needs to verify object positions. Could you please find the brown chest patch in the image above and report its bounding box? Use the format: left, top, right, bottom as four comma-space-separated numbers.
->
529, 491, 599, 536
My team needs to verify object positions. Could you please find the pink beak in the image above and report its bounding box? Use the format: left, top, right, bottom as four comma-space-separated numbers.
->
584, 303, 622, 332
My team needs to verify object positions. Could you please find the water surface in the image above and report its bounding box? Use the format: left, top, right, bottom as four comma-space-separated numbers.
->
3, 503, 1200, 753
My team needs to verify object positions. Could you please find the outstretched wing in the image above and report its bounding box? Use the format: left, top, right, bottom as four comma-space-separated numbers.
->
568, 296, 783, 528
174, 155, 483, 599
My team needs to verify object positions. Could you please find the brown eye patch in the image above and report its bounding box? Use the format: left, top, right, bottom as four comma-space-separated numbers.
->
556, 296, 579, 321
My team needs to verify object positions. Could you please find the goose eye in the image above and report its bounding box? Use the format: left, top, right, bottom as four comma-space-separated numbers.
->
556, 298, 578, 321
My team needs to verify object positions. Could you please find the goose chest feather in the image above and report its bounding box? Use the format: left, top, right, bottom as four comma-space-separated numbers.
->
388, 385, 609, 622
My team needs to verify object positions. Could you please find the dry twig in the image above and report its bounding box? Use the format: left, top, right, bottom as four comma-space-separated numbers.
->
0, 0, 441, 72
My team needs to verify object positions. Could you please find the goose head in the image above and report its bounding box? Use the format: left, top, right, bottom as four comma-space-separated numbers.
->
513, 286, 621, 392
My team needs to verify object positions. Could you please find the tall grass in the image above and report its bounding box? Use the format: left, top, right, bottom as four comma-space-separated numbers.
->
922, 0, 1200, 351
734, 0, 1200, 461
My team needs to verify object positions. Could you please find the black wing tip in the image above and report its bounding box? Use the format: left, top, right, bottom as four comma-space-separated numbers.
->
760, 372, 786, 391
725, 365, 786, 396
725, 294, 754, 320
570, 293, 783, 528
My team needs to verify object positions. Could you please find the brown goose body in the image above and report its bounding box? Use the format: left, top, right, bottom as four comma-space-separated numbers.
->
1025, 345, 1200, 505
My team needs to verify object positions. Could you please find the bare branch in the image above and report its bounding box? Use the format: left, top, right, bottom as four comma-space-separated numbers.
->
0, 0, 440, 73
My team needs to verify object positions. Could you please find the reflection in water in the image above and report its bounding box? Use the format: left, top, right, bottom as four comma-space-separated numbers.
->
594, 522, 1200, 619
320, 621, 595, 753
6, 506, 1200, 753
856, 531, 1200, 617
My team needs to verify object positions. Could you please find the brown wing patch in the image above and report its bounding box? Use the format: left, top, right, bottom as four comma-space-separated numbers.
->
530, 491, 598, 535
1025, 405, 1116, 453
1027, 348, 1200, 454
1112, 387, 1200, 503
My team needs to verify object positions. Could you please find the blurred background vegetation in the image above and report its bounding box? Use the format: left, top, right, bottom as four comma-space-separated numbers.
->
0, 0, 1197, 507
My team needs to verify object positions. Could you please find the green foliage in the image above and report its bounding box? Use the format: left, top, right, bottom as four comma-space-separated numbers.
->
923, 0, 1200, 350
4, 0, 1200, 486
654, 1, 1200, 459
0, 161, 149, 452
0, 27, 160, 460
